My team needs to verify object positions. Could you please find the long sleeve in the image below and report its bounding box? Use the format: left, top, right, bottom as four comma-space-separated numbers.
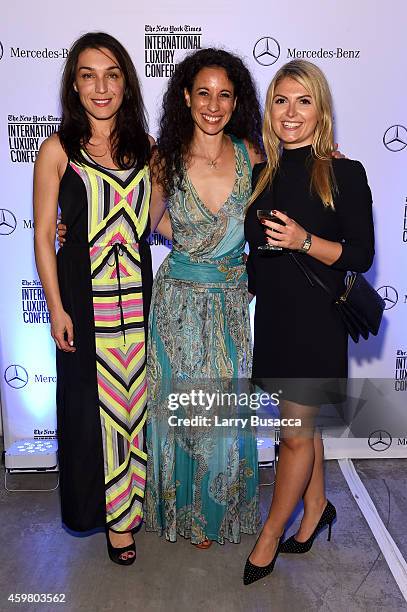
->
245, 162, 266, 295
246, 251, 256, 295
331, 160, 375, 272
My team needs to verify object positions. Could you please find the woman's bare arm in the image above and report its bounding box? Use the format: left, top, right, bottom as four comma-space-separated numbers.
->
156, 209, 172, 240
33, 135, 75, 352
148, 140, 172, 238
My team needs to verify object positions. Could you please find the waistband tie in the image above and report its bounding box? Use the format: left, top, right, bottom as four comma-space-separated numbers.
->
65, 234, 140, 345
168, 250, 246, 284
111, 243, 126, 344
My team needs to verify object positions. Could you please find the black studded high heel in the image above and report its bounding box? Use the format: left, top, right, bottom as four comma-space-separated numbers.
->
279, 500, 336, 554
105, 528, 136, 565
243, 534, 281, 585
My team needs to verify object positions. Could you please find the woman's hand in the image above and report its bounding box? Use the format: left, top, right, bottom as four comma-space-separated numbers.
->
262, 210, 343, 264
50, 308, 76, 352
261, 210, 307, 250
57, 221, 67, 247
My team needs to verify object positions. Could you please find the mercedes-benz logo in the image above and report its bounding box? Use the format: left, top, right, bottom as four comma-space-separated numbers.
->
383, 125, 407, 152
377, 285, 398, 310
0, 209, 17, 235
253, 37, 280, 66
4, 365, 29, 389
368, 430, 392, 451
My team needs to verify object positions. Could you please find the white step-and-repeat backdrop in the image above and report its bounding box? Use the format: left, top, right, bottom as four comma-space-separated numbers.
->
1, 1, 406, 457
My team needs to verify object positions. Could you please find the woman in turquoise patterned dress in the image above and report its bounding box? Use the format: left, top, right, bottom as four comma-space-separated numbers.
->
146, 49, 264, 546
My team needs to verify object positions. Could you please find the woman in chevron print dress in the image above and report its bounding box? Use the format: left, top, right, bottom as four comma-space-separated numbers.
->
34, 33, 153, 565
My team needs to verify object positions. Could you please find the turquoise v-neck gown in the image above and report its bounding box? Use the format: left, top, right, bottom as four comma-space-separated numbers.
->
145, 137, 260, 544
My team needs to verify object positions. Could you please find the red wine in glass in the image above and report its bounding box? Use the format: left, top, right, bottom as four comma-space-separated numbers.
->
257, 210, 286, 251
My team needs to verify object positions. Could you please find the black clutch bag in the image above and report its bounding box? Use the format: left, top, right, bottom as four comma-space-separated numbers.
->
290, 254, 385, 343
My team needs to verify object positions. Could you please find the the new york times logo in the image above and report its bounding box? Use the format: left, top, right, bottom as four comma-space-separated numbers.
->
395, 349, 407, 391
144, 24, 202, 77
34, 428, 57, 440
8, 114, 60, 163
21, 280, 50, 325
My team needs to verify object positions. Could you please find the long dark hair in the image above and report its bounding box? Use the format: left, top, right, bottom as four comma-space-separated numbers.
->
155, 48, 263, 196
59, 32, 150, 170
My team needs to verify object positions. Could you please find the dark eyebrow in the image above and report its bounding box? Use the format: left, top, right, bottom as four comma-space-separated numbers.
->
78, 65, 121, 71
196, 86, 233, 93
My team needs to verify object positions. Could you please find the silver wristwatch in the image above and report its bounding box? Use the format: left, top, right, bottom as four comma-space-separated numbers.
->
298, 232, 312, 253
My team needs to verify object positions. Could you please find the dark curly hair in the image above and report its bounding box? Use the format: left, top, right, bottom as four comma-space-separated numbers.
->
59, 32, 150, 170
155, 48, 263, 195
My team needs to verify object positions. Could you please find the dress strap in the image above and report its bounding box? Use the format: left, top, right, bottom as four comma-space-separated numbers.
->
229, 135, 252, 173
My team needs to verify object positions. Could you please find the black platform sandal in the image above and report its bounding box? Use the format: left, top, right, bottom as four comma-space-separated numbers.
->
105, 528, 136, 566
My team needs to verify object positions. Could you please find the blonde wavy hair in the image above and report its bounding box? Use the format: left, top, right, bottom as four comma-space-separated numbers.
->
250, 60, 337, 209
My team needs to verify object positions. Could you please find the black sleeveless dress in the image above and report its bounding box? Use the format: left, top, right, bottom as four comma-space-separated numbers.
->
245, 145, 374, 404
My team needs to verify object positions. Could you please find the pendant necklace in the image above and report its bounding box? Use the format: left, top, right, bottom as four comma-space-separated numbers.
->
205, 138, 226, 170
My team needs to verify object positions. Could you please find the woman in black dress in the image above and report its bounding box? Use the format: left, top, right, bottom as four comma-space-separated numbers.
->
243, 60, 374, 584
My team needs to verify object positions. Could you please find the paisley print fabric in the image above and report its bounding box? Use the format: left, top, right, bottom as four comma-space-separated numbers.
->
145, 137, 260, 544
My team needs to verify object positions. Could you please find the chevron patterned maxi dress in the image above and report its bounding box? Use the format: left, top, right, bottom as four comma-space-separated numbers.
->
56, 151, 152, 533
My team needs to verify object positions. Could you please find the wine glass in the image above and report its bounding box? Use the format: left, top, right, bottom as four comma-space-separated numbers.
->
257, 210, 287, 251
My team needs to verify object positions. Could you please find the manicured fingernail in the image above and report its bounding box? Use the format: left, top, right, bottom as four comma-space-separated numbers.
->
69, 341, 74, 346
